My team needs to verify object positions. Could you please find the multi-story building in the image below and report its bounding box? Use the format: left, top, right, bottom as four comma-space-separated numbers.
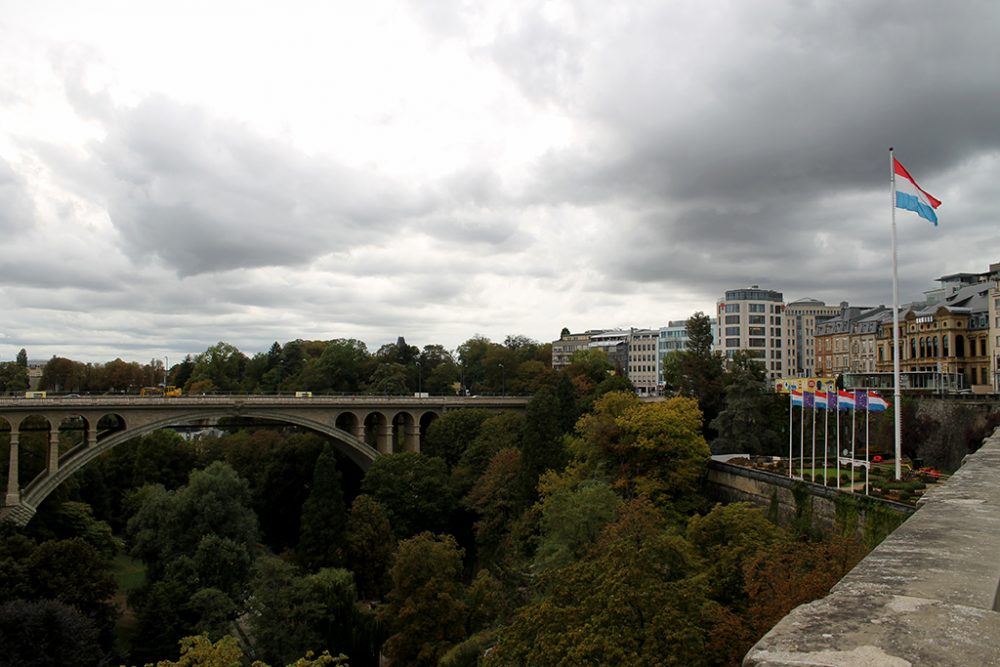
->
814, 305, 882, 377
588, 329, 631, 375
784, 298, 843, 376
989, 264, 1000, 392
715, 286, 785, 380
551, 330, 597, 370
627, 328, 660, 396
874, 274, 993, 392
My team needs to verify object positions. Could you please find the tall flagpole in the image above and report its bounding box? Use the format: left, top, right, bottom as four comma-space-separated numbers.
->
788, 393, 793, 478
851, 392, 857, 493
823, 393, 829, 486
811, 400, 817, 482
865, 393, 871, 495
890, 147, 903, 480
799, 400, 805, 479
836, 394, 841, 489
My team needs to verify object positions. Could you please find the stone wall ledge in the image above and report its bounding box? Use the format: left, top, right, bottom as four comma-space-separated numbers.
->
744, 428, 1000, 667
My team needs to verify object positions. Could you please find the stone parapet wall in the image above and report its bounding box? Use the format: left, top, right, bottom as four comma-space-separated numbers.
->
743, 427, 1000, 666
705, 462, 913, 539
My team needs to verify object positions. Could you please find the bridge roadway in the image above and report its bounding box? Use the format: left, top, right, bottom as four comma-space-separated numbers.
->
0, 394, 528, 526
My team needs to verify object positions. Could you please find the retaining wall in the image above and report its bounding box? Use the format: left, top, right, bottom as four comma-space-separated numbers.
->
742, 428, 1000, 666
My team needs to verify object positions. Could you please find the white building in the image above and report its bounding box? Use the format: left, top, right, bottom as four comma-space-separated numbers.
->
715, 286, 786, 380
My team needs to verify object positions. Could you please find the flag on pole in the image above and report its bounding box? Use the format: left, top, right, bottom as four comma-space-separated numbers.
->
855, 390, 868, 411
790, 389, 804, 408
867, 391, 890, 412
815, 390, 828, 409
893, 157, 941, 226
828, 390, 839, 410
837, 390, 855, 409
803, 390, 815, 409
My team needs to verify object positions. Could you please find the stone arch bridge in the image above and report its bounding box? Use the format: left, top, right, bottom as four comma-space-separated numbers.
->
0, 394, 528, 526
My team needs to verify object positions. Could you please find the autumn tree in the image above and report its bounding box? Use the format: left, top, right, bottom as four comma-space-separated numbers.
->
381, 533, 468, 667
485, 499, 713, 667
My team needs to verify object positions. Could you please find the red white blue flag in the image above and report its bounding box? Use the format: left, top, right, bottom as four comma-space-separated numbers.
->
894, 157, 941, 226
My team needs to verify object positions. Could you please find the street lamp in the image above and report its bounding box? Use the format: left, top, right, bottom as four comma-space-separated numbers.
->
498, 362, 505, 396
416, 361, 422, 395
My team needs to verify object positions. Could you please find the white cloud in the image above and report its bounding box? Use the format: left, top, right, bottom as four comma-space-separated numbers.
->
0, 0, 997, 364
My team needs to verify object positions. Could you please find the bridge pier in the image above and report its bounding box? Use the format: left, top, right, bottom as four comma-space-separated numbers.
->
47, 429, 59, 474
87, 424, 98, 448
377, 424, 394, 454
4, 430, 19, 506
404, 424, 420, 452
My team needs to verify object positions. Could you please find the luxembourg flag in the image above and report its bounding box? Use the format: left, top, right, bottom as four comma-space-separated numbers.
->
894, 157, 941, 226
790, 390, 803, 408
837, 390, 855, 410
815, 390, 828, 409
867, 391, 890, 412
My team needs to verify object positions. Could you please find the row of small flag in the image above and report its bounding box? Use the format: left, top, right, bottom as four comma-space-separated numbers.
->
789, 389, 890, 412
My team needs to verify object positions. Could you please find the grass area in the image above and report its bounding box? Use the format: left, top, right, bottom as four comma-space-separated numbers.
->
112, 551, 146, 654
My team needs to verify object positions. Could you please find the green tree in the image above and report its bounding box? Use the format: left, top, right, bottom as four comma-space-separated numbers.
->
485, 499, 712, 667
297, 444, 348, 571
533, 479, 621, 572
0, 361, 29, 393
464, 448, 523, 565
249, 557, 375, 667
344, 495, 396, 600
452, 412, 525, 498
16, 348, 28, 367
518, 387, 569, 504
361, 452, 455, 538
686, 502, 784, 606
662, 312, 726, 438
186, 342, 248, 393
127, 462, 258, 582
422, 408, 492, 470
381, 533, 468, 667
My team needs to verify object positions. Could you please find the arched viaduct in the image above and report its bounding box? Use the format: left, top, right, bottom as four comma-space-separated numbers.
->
0, 394, 528, 526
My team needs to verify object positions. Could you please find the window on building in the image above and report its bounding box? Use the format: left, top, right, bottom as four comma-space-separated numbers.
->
725, 303, 740, 313
725, 315, 740, 324
749, 304, 766, 312
748, 338, 766, 348
726, 338, 740, 348
749, 315, 766, 324
725, 326, 740, 336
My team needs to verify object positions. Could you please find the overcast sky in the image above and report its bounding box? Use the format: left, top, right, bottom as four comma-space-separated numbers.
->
0, 0, 997, 364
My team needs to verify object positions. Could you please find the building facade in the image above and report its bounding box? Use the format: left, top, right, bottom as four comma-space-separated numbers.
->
784, 298, 843, 377
627, 328, 660, 396
715, 286, 786, 380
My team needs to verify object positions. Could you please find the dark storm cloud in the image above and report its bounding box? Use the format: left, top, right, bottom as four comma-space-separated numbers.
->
475, 0, 1000, 307
71, 95, 437, 277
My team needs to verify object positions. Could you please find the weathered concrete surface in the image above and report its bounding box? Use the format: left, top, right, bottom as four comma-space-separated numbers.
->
743, 428, 1000, 666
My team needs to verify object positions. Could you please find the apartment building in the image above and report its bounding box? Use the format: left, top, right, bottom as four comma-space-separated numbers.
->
715, 286, 785, 380
876, 278, 992, 391
784, 298, 842, 376
551, 331, 596, 371
628, 328, 660, 396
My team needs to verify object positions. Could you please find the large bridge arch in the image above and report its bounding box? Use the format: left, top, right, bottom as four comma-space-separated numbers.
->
12, 408, 378, 526
1, 394, 528, 526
